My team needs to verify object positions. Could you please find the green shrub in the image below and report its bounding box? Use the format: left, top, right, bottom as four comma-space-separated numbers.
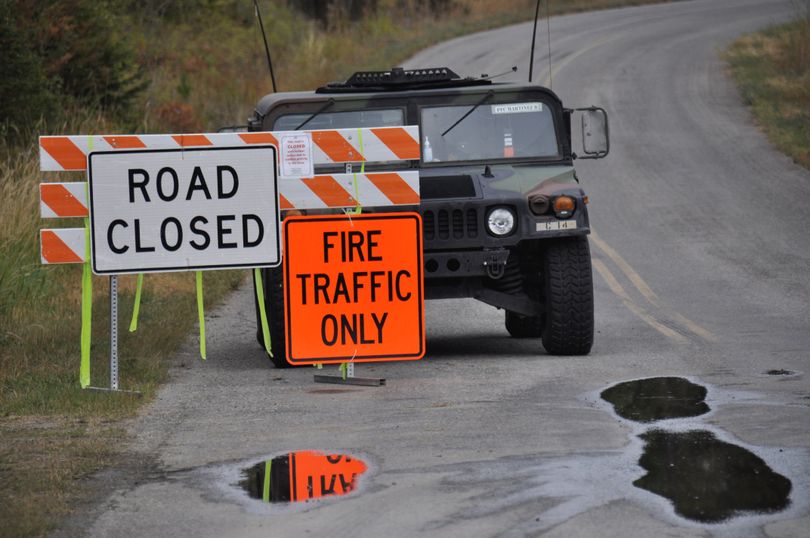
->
0, 1, 54, 127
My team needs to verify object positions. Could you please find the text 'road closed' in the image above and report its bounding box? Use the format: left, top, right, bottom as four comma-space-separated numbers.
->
283, 213, 424, 365
88, 146, 279, 274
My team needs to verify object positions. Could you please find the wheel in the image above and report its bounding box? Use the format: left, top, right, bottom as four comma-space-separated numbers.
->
541, 236, 594, 355
505, 310, 541, 338
254, 266, 292, 368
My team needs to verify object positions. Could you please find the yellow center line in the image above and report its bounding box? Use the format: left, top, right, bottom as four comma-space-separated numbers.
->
669, 312, 716, 342
592, 258, 688, 343
535, 25, 717, 344
590, 232, 661, 305
590, 232, 717, 342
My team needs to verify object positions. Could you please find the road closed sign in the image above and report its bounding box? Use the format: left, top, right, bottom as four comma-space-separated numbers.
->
88, 146, 280, 274
283, 213, 424, 365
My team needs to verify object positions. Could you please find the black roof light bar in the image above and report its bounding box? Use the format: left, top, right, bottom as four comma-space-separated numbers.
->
317, 67, 492, 93
348, 67, 459, 85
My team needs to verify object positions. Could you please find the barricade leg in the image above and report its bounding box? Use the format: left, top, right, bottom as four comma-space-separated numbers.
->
313, 361, 384, 387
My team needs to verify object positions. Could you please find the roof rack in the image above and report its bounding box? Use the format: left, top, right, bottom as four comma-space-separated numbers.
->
316, 67, 491, 93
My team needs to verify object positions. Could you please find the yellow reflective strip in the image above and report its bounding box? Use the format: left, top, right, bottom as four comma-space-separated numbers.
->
196, 271, 206, 360
263, 459, 272, 502
80, 218, 92, 388
254, 268, 272, 357
129, 273, 144, 332
80, 180, 92, 389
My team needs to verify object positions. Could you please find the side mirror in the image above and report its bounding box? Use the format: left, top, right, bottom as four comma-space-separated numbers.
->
575, 107, 609, 159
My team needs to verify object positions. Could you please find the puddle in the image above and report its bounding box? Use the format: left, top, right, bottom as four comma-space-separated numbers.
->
600, 376, 710, 423
598, 377, 797, 524
429, 378, 805, 533
238, 451, 367, 503
634, 429, 792, 523
765, 369, 796, 376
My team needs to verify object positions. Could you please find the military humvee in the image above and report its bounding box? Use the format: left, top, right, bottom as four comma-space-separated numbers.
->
250, 67, 609, 367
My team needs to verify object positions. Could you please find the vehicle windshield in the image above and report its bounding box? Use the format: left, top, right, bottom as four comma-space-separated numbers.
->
274, 109, 404, 131
420, 101, 559, 163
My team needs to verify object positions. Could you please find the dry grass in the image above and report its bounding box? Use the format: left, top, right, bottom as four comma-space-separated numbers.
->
725, 3, 810, 168
1, 0, 672, 535
0, 417, 124, 537
0, 125, 243, 535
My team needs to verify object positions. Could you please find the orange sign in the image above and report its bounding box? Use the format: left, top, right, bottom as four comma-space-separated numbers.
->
283, 213, 424, 365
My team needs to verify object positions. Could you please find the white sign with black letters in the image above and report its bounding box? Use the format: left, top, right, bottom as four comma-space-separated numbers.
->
88, 145, 280, 274
491, 103, 543, 115
280, 133, 314, 178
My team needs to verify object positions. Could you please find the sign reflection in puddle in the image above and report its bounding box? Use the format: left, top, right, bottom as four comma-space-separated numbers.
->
239, 451, 367, 503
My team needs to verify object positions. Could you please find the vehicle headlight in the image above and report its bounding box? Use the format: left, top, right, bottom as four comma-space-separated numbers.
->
487, 207, 515, 236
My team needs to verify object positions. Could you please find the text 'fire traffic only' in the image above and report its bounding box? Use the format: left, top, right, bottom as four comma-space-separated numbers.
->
283, 213, 424, 365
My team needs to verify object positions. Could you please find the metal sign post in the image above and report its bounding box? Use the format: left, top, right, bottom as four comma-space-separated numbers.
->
87, 275, 140, 395
110, 275, 119, 390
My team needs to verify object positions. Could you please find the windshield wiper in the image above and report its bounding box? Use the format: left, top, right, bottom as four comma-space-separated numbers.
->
295, 98, 336, 130
441, 90, 494, 137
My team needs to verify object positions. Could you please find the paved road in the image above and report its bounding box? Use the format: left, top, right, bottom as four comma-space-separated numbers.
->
80, 1, 810, 536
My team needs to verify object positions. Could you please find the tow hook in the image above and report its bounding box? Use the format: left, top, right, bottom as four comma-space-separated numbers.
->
483, 249, 509, 279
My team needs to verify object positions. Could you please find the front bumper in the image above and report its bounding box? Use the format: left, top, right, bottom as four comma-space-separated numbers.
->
423, 248, 510, 278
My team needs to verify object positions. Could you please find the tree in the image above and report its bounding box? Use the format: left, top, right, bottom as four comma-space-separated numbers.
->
0, 0, 145, 128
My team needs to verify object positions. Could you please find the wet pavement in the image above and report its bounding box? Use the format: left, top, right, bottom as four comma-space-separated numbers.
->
210, 376, 802, 530
405, 376, 808, 535
599, 377, 795, 524
600, 377, 797, 521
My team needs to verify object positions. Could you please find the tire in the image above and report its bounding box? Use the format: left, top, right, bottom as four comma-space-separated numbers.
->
505, 311, 542, 338
541, 236, 594, 355
254, 266, 292, 368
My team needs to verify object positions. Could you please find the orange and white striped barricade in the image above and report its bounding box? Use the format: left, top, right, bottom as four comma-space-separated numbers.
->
39, 127, 420, 171
38, 126, 422, 389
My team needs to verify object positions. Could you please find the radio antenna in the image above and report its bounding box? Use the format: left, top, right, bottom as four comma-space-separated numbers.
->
528, 0, 541, 82
253, 0, 277, 93
481, 66, 518, 80
546, 0, 553, 89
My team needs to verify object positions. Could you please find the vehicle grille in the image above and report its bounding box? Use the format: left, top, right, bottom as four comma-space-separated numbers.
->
423, 208, 479, 241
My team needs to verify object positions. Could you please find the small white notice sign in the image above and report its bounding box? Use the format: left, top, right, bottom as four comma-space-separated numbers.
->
88, 145, 280, 274
280, 133, 314, 178
491, 103, 543, 115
